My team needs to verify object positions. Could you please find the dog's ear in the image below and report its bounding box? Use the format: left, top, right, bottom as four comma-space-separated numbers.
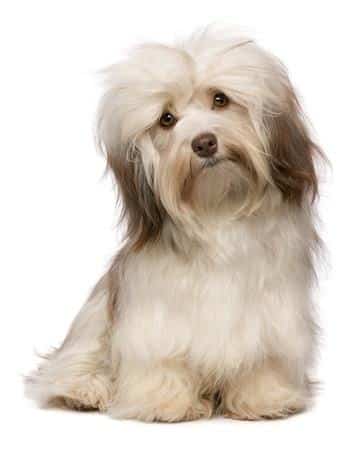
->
266, 92, 321, 205
107, 147, 165, 250
97, 97, 164, 251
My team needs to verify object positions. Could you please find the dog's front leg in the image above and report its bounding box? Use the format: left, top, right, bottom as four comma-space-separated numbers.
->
221, 359, 310, 420
109, 360, 213, 422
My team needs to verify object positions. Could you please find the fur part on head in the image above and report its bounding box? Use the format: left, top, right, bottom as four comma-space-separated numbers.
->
97, 29, 321, 251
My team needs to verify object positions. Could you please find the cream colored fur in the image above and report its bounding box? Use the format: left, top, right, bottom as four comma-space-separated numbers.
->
26, 27, 321, 422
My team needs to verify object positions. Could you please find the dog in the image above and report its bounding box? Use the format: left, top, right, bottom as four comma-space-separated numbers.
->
26, 27, 323, 422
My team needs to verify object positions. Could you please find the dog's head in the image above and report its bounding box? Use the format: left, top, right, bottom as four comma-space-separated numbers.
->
98, 29, 320, 249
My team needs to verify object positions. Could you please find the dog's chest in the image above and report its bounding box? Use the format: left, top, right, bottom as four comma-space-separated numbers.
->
114, 215, 288, 370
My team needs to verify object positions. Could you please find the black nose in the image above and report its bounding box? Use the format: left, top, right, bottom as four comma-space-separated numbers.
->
191, 133, 218, 158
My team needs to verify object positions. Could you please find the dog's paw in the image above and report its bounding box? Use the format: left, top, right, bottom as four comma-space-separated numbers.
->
110, 362, 213, 422
60, 373, 111, 412
152, 397, 213, 423
222, 364, 309, 420
224, 397, 305, 421
114, 394, 213, 423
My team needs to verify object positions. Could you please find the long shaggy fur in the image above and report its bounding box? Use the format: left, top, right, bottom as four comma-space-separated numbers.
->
26, 27, 323, 422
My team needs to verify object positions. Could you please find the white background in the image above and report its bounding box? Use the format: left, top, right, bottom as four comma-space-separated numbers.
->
1, 1, 346, 448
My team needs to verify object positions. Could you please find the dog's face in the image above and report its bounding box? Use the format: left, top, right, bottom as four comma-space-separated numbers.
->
98, 30, 319, 248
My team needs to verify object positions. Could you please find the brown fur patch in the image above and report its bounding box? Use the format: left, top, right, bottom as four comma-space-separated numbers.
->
107, 148, 165, 251
266, 92, 322, 205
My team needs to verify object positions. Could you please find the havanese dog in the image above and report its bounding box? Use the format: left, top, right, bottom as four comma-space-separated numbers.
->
26, 27, 324, 422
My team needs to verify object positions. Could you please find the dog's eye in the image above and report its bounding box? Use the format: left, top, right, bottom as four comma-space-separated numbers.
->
213, 92, 229, 108
159, 112, 177, 128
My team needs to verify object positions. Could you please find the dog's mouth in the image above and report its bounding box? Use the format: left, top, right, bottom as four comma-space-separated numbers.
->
201, 155, 237, 169
202, 157, 220, 168
186, 150, 242, 187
